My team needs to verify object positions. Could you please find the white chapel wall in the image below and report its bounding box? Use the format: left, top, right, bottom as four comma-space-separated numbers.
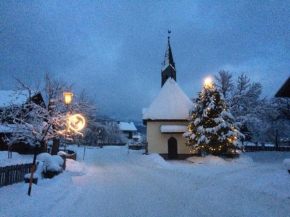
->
147, 121, 197, 154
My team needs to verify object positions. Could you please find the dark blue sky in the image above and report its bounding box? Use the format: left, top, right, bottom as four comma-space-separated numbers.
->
1, 1, 289, 120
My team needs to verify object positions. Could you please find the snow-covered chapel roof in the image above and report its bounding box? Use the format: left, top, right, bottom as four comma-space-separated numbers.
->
143, 78, 194, 121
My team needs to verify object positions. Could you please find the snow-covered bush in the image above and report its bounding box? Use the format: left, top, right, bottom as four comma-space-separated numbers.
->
37, 153, 51, 162
42, 155, 64, 178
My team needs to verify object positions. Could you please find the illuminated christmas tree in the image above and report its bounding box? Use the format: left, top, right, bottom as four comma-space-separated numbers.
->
184, 77, 244, 156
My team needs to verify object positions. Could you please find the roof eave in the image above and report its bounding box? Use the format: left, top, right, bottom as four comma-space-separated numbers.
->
275, 77, 290, 97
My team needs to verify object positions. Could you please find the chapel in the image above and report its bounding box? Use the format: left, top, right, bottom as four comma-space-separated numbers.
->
142, 35, 196, 159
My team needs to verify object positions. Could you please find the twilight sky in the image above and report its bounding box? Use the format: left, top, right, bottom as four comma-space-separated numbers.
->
0, 1, 290, 121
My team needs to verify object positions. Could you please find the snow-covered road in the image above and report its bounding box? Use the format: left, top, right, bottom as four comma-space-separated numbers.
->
44, 147, 290, 217
1, 147, 290, 217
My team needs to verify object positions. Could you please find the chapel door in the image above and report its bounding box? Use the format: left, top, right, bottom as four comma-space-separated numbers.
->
168, 137, 178, 159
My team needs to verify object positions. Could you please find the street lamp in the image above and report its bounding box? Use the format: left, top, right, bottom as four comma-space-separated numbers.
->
204, 77, 213, 89
63, 92, 73, 105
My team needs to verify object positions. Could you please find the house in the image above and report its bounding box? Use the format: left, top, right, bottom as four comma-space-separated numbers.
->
142, 36, 196, 159
275, 77, 290, 97
132, 133, 142, 142
117, 121, 137, 139
0, 90, 45, 153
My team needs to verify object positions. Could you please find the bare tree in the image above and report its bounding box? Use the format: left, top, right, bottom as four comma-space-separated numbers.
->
4, 91, 64, 153
214, 70, 234, 99
44, 73, 68, 154
213, 71, 269, 144
3, 77, 85, 153
100, 122, 127, 144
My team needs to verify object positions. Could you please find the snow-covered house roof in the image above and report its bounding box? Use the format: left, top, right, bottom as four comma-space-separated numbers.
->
0, 90, 30, 108
0, 90, 44, 108
117, 122, 137, 132
143, 78, 194, 122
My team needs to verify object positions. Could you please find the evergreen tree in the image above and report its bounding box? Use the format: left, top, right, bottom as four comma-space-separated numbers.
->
184, 78, 244, 156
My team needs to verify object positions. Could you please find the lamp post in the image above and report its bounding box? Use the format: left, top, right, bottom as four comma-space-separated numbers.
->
27, 144, 39, 196
63, 92, 73, 151
63, 92, 86, 158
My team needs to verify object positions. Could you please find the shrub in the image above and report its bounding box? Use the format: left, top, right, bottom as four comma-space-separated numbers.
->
42, 155, 64, 179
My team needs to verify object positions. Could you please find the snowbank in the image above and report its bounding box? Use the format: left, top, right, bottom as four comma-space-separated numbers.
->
65, 159, 86, 176
145, 153, 172, 168
232, 154, 254, 164
187, 155, 228, 165
187, 154, 253, 165
283, 158, 290, 170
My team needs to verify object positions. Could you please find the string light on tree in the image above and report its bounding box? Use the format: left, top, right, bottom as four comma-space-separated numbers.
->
67, 114, 86, 133
184, 76, 244, 156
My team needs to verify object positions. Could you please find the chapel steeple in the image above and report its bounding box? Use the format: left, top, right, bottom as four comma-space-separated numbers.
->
161, 31, 176, 87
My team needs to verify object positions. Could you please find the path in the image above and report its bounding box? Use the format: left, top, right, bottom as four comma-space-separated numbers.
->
44, 147, 290, 217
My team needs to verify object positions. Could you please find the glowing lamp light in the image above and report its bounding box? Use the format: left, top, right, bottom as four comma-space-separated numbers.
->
63, 92, 73, 105
67, 114, 86, 132
204, 77, 213, 88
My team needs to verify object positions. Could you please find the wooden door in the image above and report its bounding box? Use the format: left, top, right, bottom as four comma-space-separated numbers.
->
168, 137, 178, 159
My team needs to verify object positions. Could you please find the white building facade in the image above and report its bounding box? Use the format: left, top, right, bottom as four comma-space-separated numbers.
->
143, 78, 197, 159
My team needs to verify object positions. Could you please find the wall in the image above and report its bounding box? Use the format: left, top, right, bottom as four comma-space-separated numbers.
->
146, 121, 198, 155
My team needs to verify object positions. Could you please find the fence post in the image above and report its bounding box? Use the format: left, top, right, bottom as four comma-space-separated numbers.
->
5, 167, 9, 186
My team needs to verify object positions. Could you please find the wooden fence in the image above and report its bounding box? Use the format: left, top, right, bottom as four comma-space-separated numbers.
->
245, 146, 290, 152
97, 143, 127, 147
0, 163, 32, 188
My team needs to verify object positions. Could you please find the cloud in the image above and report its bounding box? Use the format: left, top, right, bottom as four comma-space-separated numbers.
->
0, 0, 289, 120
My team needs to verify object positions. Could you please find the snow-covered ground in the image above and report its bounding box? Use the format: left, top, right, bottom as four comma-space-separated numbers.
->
0, 151, 33, 167
1, 146, 290, 217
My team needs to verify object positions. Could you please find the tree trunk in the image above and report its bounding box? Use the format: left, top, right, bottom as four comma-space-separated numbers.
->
40, 140, 47, 153
51, 138, 60, 155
